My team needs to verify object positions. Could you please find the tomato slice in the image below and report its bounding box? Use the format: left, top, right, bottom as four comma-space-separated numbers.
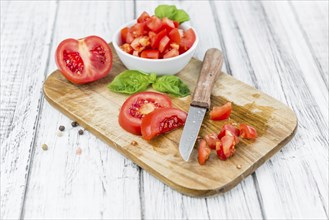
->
216, 135, 236, 160
137, 11, 150, 23
162, 17, 175, 31
179, 28, 196, 52
146, 16, 163, 33
119, 92, 172, 135
151, 29, 167, 49
204, 132, 219, 149
163, 48, 179, 59
169, 28, 182, 44
141, 108, 187, 140
198, 139, 211, 165
55, 36, 112, 84
239, 124, 257, 139
121, 27, 129, 43
159, 36, 170, 53
141, 49, 160, 59
210, 102, 232, 120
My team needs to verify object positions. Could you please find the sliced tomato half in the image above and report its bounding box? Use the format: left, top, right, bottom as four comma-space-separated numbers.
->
209, 102, 232, 121
239, 124, 257, 139
198, 139, 211, 165
119, 92, 172, 135
141, 108, 187, 140
55, 35, 112, 84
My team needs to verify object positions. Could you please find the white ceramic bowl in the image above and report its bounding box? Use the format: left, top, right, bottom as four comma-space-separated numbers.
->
112, 20, 199, 75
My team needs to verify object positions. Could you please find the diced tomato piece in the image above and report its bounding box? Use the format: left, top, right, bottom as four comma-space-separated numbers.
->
131, 37, 145, 52
159, 36, 170, 53
204, 133, 219, 149
132, 50, 139, 57
173, 21, 179, 28
170, 43, 179, 50
169, 28, 182, 44
126, 31, 134, 44
210, 102, 232, 121
163, 48, 179, 58
146, 16, 163, 33
138, 36, 150, 47
141, 49, 160, 59
130, 23, 145, 38
151, 29, 167, 49
121, 27, 129, 43
198, 139, 211, 165
239, 124, 257, 139
137, 11, 150, 23
120, 43, 133, 54
218, 124, 240, 144
162, 17, 175, 31
179, 28, 196, 52
216, 135, 236, 160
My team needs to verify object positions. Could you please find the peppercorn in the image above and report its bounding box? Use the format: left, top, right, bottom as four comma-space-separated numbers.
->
71, 121, 79, 127
78, 129, 84, 135
59, 125, 65, 131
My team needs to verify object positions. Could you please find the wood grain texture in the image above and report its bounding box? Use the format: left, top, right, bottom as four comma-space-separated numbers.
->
43, 42, 297, 196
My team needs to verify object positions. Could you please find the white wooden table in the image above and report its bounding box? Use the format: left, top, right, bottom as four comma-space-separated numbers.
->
1, 1, 328, 219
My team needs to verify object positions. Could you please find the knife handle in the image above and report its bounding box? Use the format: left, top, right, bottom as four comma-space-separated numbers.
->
191, 48, 223, 109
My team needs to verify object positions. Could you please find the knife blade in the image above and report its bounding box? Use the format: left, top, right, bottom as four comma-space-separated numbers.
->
179, 48, 223, 161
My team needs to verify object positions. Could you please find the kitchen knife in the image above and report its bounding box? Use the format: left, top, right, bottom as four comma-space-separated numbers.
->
179, 48, 223, 161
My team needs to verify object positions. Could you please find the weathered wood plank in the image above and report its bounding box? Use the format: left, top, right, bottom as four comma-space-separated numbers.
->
212, 1, 328, 218
22, 1, 141, 219
0, 1, 57, 219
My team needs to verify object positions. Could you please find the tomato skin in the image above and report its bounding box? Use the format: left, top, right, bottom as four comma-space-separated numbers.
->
210, 102, 232, 120
198, 139, 211, 165
141, 49, 160, 59
119, 92, 172, 135
169, 28, 182, 44
216, 135, 236, 160
179, 28, 196, 52
146, 16, 163, 33
141, 108, 187, 140
163, 48, 179, 59
204, 133, 219, 149
239, 124, 257, 139
137, 11, 150, 23
55, 35, 112, 84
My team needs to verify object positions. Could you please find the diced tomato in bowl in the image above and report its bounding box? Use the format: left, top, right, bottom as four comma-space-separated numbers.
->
112, 12, 198, 75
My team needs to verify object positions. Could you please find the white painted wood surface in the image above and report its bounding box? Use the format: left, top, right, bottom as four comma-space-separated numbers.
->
1, 1, 328, 219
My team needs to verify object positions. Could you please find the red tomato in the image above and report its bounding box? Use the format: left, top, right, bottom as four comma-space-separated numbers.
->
141, 108, 187, 140
163, 48, 179, 59
198, 139, 211, 165
169, 28, 182, 44
180, 28, 196, 52
119, 92, 172, 135
209, 102, 232, 120
159, 36, 170, 53
126, 31, 134, 44
216, 135, 236, 160
151, 29, 167, 49
121, 27, 129, 43
137, 11, 150, 23
146, 16, 163, 33
55, 36, 112, 84
239, 124, 257, 139
204, 132, 219, 149
130, 23, 145, 38
141, 49, 160, 59
162, 17, 175, 31
120, 43, 133, 54
173, 21, 179, 28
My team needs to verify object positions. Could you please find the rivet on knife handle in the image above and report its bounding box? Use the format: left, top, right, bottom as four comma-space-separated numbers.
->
191, 48, 223, 109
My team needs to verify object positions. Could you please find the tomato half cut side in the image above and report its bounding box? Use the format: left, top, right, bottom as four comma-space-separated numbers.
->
141, 108, 187, 140
198, 139, 211, 165
209, 102, 232, 121
119, 92, 172, 135
55, 35, 112, 84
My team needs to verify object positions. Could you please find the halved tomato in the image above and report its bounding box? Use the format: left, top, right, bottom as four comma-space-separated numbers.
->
209, 102, 232, 121
204, 132, 219, 149
55, 35, 112, 84
239, 124, 257, 139
141, 108, 187, 140
163, 48, 179, 59
198, 139, 211, 165
216, 135, 236, 160
137, 11, 150, 23
146, 16, 163, 33
141, 49, 160, 59
179, 28, 196, 52
119, 92, 172, 135
169, 28, 182, 44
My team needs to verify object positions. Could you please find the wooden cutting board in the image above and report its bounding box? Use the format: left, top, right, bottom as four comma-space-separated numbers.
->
43, 44, 297, 196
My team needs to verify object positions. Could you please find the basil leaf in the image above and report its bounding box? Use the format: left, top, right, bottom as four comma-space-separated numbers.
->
108, 70, 156, 95
154, 5, 177, 19
152, 75, 190, 97
173, 9, 190, 24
